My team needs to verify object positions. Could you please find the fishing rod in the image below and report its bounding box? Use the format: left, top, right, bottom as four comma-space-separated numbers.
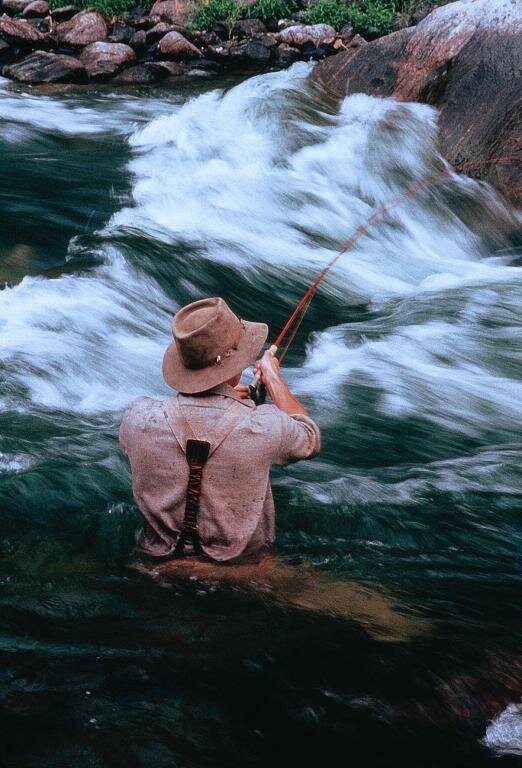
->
249, 155, 520, 405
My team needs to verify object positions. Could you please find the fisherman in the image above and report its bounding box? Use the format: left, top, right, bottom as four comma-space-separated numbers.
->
119, 297, 320, 564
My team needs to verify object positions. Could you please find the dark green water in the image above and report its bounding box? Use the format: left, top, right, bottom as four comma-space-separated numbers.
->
1, 64, 521, 766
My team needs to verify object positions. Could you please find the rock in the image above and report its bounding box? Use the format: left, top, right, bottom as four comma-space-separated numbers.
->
275, 42, 299, 66
211, 20, 229, 39
129, 28, 146, 52
146, 21, 179, 44
2, 50, 86, 82
156, 30, 200, 59
79, 41, 135, 79
277, 23, 335, 48
410, 2, 437, 25
1, 0, 33, 16
26, 16, 49, 32
112, 61, 165, 83
0, 37, 10, 53
313, 0, 521, 205
22, 0, 48, 17
339, 23, 354, 43
108, 22, 134, 44
0, 16, 46, 47
229, 39, 272, 63
55, 9, 107, 47
232, 18, 266, 38
50, 5, 80, 22
149, 0, 196, 26
153, 59, 185, 76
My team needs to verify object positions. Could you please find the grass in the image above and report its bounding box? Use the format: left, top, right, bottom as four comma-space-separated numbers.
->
48, 0, 449, 33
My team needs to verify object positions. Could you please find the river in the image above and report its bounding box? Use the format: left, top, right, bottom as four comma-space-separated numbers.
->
1, 63, 521, 767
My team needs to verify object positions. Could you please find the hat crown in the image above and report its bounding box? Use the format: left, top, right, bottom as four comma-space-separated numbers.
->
173, 297, 243, 370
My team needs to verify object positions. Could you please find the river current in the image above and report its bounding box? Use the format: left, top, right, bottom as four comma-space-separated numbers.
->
1, 63, 521, 767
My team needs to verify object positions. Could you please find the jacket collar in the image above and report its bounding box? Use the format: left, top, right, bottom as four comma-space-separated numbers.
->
179, 382, 255, 408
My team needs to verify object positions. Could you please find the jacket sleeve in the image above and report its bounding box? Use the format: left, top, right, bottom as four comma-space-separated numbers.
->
273, 412, 321, 465
119, 396, 150, 458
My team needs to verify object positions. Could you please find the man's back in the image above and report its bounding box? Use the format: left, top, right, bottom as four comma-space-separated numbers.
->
120, 382, 320, 563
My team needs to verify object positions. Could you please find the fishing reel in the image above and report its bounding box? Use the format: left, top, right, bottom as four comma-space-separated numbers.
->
249, 344, 278, 406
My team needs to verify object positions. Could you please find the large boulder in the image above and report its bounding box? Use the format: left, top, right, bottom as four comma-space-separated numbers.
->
313, 0, 521, 205
50, 5, 80, 22
156, 29, 201, 59
0, 15, 46, 47
55, 8, 107, 47
79, 41, 135, 79
3, 50, 86, 82
149, 0, 196, 26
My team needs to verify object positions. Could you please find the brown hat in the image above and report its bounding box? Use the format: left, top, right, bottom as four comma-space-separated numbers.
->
162, 297, 268, 393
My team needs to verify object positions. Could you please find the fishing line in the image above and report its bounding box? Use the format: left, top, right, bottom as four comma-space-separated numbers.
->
249, 155, 520, 403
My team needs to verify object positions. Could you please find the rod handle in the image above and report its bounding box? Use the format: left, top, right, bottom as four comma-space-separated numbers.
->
249, 345, 278, 405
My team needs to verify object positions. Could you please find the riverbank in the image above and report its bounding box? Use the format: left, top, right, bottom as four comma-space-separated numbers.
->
0, 0, 443, 84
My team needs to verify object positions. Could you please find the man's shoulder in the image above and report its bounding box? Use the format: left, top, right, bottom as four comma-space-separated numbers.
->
121, 396, 166, 426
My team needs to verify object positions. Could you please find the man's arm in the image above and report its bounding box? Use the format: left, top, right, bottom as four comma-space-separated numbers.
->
255, 349, 308, 416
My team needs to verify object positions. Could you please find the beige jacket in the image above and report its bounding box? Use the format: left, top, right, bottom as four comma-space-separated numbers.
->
119, 383, 321, 562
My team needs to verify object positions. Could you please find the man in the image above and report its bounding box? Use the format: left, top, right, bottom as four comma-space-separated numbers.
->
120, 296, 320, 564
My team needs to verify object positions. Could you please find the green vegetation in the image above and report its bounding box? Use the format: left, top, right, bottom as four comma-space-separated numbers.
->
48, 0, 153, 20
302, 0, 448, 34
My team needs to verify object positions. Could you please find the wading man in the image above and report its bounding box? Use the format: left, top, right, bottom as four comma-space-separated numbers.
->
120, 297, 320, 564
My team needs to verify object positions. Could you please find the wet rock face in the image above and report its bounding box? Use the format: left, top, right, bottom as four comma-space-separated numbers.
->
55, 9, 107, 47
0, 16, 46, 47
2, 50, 86, 82
313, 0, 522, 205
79, 41, 135, 79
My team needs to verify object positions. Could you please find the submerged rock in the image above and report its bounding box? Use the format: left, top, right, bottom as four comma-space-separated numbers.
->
313, 0, 522, 204
79, 41, 135, 79
55, 9, 107, 47
157, 29, 200, 59
3, 50, 86, 82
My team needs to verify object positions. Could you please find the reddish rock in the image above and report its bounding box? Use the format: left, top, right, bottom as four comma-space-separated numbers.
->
2, 50, 86, 82
22, 0, 49, 18
145, 21, 179, 44
149, 0, 196, 26
0, 16, 46, 47
79, 41, 135, 79
108, 22, 134, 44
277, 23, 335, 48
112, 61, 165, 83
129, 28, 146, 52
312, 0, 521, 204
55, 9, 107, 47
156, 29, 201, 59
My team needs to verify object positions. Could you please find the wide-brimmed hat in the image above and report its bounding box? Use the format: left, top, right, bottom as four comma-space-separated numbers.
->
162, 297, 268, 393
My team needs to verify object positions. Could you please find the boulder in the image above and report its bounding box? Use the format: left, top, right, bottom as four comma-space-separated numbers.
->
26, 16, 49, 32
129, 28, 146, 52
79, 41, 135, 79
55, 9, 107, 47
50, 4, 80, 22
0, 37, 10, 53
312, 0, 521, 204
0, 16, 46, 47
156, 29, 200, 59
22, 0, 49, 17
153, 59, 185, 76
108, 22, 134, 44
275, 42, 299, 66
146, 21, 179, 43
3, 50, 86, 82
112, 61, 165, 83
1, 0, 33, 15
149, 0, 196, 26
229, 38, 272, 63
232, 18, 266, 38
276, 23, 335, 48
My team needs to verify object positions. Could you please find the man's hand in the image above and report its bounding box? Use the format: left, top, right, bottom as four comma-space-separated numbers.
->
233, 383, 251, 399
253, 349, 308, 416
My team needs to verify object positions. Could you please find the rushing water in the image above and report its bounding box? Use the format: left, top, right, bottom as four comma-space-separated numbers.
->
1, 64, 521, 767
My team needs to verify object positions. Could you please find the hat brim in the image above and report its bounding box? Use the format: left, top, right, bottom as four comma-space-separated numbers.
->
162, 320, 268, 393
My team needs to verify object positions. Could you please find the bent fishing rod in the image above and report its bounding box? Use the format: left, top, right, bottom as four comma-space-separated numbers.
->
249, 155, 521, 405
